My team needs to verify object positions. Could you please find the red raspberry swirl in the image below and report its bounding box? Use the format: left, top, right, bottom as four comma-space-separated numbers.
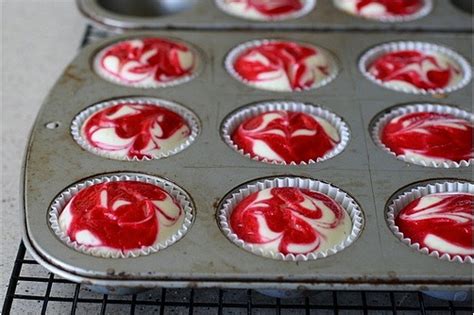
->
82, 103, 190, 159
231, 110, 340, 163
368, 50, 461, 90
97, 38, 196, 86
230, 187, 350, 255
356, 0, 424, 16
381, 112, 473, 162
233, 41, 330, 91
60, 181, 183, 251
395, 192, 474, 258
226, 0, 304, 16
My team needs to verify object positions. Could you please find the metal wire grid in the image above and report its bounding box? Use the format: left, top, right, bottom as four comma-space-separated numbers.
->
3, 243, 473, 315
3, 25, 473, 315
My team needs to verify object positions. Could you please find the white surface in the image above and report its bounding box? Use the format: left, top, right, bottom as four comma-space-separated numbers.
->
1, 0, 84, 303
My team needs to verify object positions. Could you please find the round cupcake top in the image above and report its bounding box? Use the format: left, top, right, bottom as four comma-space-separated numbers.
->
380, 111, 473, 164
334, 0, 429, 20
230, 187, 352, 256
228, 40, 337, 92
216, 0, 312, 21
80, 102, 192, 160
231, 110, 340, 163
367, 49, 463, 93
395, 192, 473, 258
58, 181, 185, 252
94, 37, 199, 88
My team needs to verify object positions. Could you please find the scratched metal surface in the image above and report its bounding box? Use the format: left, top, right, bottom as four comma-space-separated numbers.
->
22, 30, 472, 291
76, 0, 473, 32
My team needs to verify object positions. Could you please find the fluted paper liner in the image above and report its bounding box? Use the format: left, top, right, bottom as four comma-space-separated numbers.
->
221, 101, 350, 165
225, 39, 339, 92
371, 103, 473, 168
93, 37, 203, 89
49, 173, 195, 258
218, 176, 364, 261
386, 180, 473, 264
359, 41, 472, 95
333, 0, 433, 23
71, 97, 200, 161
215, 0, 316, 21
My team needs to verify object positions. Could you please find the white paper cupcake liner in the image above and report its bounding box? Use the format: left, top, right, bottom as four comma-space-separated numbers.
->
225, 39, 339, 92
386, 179, 474, 264
49, 173, 195, 259
214, 0, 316, 21
333, 0, 432, 23
371, 103, 473, 168
358, 41, 472, 95
71, 97, 200, 161
221, 101, 350, 165
217, 176, 364, 261
92, 36, 203, 89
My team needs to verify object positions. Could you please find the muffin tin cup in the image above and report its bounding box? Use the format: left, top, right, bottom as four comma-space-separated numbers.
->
224, 39, 339, 92
358, 41, 472, 95
48, 173, 195, 259
333, 0, 433, 23
386, 180, 474, 264
371, 103, 474, 168
217, 176, 364, 261
214, 0, 317, 21
71, 97, 200, 161
221, 100, 350, 165
92, 37, 204, 89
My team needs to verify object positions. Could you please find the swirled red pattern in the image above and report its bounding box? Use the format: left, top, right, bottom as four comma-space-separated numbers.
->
82, 103, 190, 159
395, 192, 474, 258
230, 187, 349, 255
368, 50, 460, 90
225, 0, 304, 16
381, 112, 473, 162
233, 41, 329, 90
356, 0, 423, 15
62, 181, 183, 251
98, 38, 195, 85
231, 110, 339, 163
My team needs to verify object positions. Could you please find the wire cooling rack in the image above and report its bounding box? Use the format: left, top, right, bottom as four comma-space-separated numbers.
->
3, 243, 472, 315
3, 26, 473, 315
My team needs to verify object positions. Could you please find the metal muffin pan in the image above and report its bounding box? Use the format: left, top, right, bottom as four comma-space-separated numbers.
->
77, 0, 473, 32
22, 30, 472, 292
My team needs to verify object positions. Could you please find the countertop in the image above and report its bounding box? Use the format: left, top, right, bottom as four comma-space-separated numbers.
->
2, 0, 84, 302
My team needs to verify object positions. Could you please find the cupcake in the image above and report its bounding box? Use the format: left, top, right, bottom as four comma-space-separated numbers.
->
225, 40, 339, 92
395, 192, 473, 260
72, 97, 199, 161
359, 42, 471, 95
93, 37, 201, 88
222, 101, 349, 165
218, 177, 363, 261
215, 0, 315, 21
50, 173, 194, 258
372, 103, 473, 168
333, 0, 432, 22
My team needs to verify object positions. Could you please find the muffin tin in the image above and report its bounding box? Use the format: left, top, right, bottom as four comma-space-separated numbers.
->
21, 30, 472, 292
77, 0, 473, 31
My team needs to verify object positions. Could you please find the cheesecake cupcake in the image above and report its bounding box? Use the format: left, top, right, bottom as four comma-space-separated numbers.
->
225, 39, 339, 92
359, 41, 471, 95
218, 177, 363, 261
372, 103, 473, 168
215, 0, 315, 21
387, 180, 473, 263
333, 0, 432, 22
221, 101, 349, 165
49, 173, 194, 258
72, 97, 200, 161
93, 37, 201, 88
